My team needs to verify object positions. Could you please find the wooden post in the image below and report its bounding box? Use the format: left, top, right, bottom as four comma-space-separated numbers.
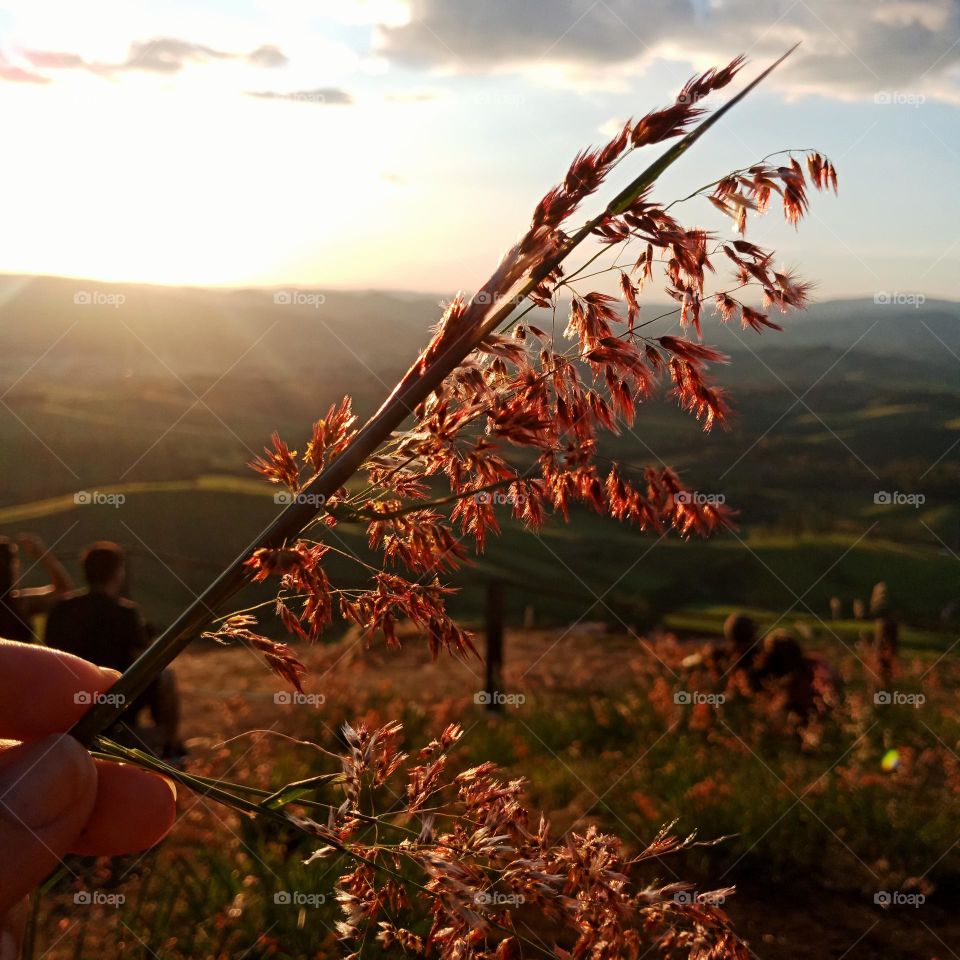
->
484, 580, 504, 712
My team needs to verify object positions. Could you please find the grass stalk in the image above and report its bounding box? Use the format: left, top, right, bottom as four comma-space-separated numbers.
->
68, 45, 798, 747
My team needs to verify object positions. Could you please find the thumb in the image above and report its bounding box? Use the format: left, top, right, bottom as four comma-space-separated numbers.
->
0, 735, 98, 916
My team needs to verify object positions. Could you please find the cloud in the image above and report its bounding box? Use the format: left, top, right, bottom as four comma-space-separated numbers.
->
3, 37, 289, 82
377, 0, 687, 70
375, 0, 960, 101
0, 53, 49, 83
246, 86, 354, 104
248, 44, 288, 68
598, 116, 628, 138
121, 38, 231, 73
21, 50, 85, 69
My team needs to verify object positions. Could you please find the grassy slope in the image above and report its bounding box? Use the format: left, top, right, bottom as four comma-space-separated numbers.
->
3, 483, 955, 648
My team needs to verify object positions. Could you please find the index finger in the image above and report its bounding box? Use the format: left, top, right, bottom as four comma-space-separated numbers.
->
0, 639, 122, 740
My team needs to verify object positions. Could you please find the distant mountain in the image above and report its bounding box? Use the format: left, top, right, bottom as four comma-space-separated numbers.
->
0, 275, 955, 387
0, 274, 433, 384
719, 297, 960, 368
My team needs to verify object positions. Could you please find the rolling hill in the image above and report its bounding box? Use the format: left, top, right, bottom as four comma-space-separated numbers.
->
0, 274, 956, 638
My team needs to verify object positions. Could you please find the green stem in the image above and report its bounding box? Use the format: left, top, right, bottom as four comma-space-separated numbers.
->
93, 740, 557, 959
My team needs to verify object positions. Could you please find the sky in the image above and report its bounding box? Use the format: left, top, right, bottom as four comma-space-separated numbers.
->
0, 0, 957, 300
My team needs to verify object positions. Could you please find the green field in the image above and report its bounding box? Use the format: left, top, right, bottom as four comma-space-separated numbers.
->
1, 289, 957, 650
3, 482, 956, 652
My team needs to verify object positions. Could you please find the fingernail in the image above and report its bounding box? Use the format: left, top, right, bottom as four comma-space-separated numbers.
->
160, 775, 177, 803
0, 735, 94, 832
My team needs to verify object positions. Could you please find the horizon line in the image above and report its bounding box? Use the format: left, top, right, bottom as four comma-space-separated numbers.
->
0, 271, 954, 307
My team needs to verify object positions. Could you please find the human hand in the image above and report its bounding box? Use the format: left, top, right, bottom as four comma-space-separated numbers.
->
0, 640, 177, 959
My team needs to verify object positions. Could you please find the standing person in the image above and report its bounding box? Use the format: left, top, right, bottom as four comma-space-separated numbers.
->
0, 534, 74, 642
44, 541, 184, 760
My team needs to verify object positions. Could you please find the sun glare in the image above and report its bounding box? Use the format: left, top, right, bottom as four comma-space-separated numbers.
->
0, 71, 401, 287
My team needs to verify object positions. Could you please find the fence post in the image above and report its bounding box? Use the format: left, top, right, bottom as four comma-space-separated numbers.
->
484, 580, 504, 712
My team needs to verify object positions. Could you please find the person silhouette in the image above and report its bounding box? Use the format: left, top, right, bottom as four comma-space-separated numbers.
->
0, 535, 73, 643
43, 542, 184, 760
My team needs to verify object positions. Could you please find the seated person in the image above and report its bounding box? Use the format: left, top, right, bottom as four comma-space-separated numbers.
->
682, 612, 760, 679
44, 541, 184, 760
752, 629, 817, 720
683, 615, 837, 721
